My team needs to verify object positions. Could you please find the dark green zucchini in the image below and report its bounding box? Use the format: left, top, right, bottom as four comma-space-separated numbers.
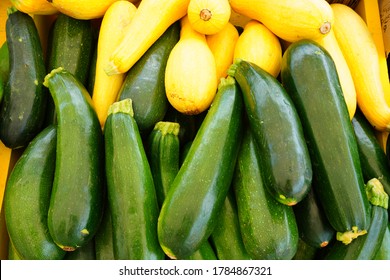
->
228, 59, 312, 206
104, 98, 164, 260
157, 76, 243, 260
44, 68, 104, 252
94, 202, 114, 260
374, 223, 390, 260
0, 8, 48, 149
210, 189, 252, 260
293, 184, 335, 248
45, 13, 94, 125
4, 125, 65, 260
352, 109, 390, 199
233, 126, 298, 260
118, 21, 180, 134
292, 239, 319, 260
281, 39, 370, 244
146, 121, 180, 208
64, 239, 96, 260
324, 179, 388, 260
0, 41, 9, 103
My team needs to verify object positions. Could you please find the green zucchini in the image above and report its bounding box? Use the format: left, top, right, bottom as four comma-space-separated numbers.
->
94, 202, 115, 260
4, 125, 65, 260
324, 178, 388, 260
0, 41, 9, 83
146, 121, 180, 208
0, 8, 47, 149
0, 41, 9, 103
374, 223, 390, 260
292, 239, 319, 260
352, 109, 390, 199
293, 185, 335, 248
184, 241, 217, 260
45, 13, 94, 125
64, 239, 96, 260
104, 99, 164, 260
44, 67, 104, 252
233, 126, 299, 260
210, 189, 252, 260
118, 21, 180, 134
158, 76, 243, 260
228, 59, 312, 206
8, 241, 22, 260
281, 39, 370, 244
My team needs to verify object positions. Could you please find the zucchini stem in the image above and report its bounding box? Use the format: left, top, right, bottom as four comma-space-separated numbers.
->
108, 98, 134, 117
365, 178, 389, 209
153, 121, 180, 136
336, 226, 367, 245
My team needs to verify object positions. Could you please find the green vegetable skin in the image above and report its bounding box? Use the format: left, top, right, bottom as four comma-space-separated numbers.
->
233, 126, 298, 260
281, 39, 370, 244
45, 13, 94, 125
118, 21, 180, 134
0, 8, 47, 149
158, 76, 243, 259
104, 99, 164, 260
0, 41, 9, 103
4, 125, 65, 260
228, 59, 312, 206
44, 68, 104, 252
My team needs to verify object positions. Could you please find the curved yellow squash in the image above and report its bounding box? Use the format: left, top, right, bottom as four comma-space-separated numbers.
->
332, 3, 390, 132
233, 20, 282, 78
229, 0, 334, 42
105, 0, 190, 75
49, 0, 120, 19
206, 21, 239, 81
165, 16, 217, 115
11, 0, 58, 15
187, 0, 231, 35
315, 29, 357, 120
92, 1, 137, 129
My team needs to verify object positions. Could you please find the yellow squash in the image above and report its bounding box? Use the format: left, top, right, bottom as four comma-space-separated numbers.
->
332, 3, 390, 132
105, 0, 191, 75
165, 16, 217, 115
315, 29, 357, 120
49, 0, 121, 19
92, 1, 137, 129
375, 130, 388, 154
187, 0, 231, 35
10, 0, 58, 15
206, 21, 239, 81
229, 0, 334, 42
233, 19, 282, 78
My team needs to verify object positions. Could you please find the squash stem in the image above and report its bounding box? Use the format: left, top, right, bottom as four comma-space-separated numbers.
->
365, 178, 389, 209
108, 98, 134, 118
153, 121, 180, 137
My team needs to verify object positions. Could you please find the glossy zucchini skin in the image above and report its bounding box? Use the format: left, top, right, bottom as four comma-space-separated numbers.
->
281, 39, 370, 243
229, 59, 312, 206
210, 189, 252, 260
118, 21, 180, 134
146, 121, 180, 208
324, 205, 388, 260
0, 41, 9, 103
184, 242, 217, 260
94, 203, 114, 260
4, 125, 65, 260
293, 185, 335, 248
352, 109, 390, 199
45, 13, 94, 125
0, 9, 47, 149
158, 76, 243, 260
104, 99, 164, 260
374, 223, 390, 260
64, 240, 96, 260
44, 68, 104, 252
233, 126, 299, 260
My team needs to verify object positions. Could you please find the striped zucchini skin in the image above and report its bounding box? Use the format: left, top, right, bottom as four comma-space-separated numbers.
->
44, 68, 104, 252
281, 39, 370, 244
0, 9, 47, 148
229, 59, 312, 206
233, 126, 299, 260
104, 99, 164, 260
158, 76, 243, 260
4, 125, 65, 260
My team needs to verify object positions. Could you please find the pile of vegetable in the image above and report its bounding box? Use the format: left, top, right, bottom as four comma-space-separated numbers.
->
1, 0, 389, 260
